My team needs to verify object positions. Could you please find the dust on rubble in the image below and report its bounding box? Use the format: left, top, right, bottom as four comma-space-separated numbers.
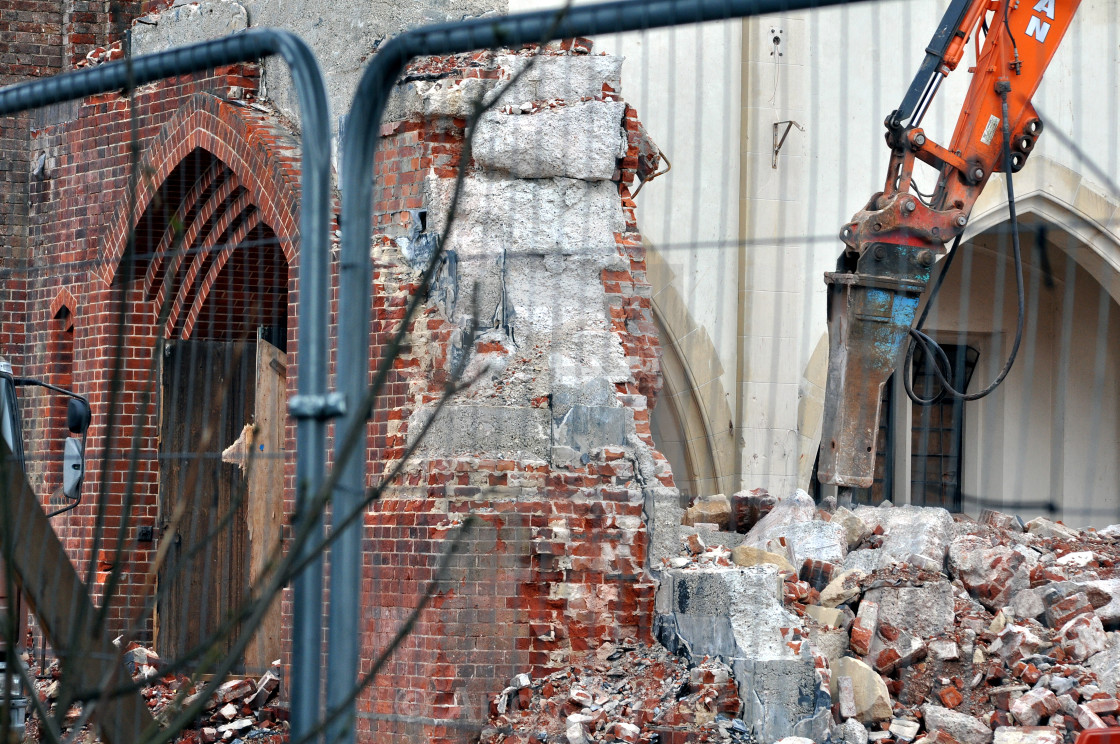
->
479, 641, 752, 744
488, 490, 1120, 744
21, 643, 288, 744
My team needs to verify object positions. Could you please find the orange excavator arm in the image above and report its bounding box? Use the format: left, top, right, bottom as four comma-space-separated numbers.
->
818, 0, 1081, 488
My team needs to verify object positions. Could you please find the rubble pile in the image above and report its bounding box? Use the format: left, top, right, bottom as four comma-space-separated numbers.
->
656, 491, 1120, 743
25, 644, 288, 744
479, 641, 752, 743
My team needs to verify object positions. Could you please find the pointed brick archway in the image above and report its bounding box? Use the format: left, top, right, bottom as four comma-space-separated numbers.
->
94, 92, 301, 672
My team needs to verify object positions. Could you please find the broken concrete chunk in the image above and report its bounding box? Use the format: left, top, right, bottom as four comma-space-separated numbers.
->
730, 545, 796, 573
1087, 634, 1120, 694
844, 548, 891, 574
1055, 550, 1095, 567
611, 721, 640, 743
1024, 518, 1079, 540
1009, 688, 1059, 727
779, 520, 846, 566
863, 581, 955, 639
1076, 704, 1108, 730
218, 702, 238, 721
889, 718, 921, 742
682, 493, 732, 530
929, 639, 960, 661
809, 624, 850, 663
820, 569, 866, 608
1044, 590, 1093, 628
854, 504, 955, 568
565, 720, 591, 744
806, 604, 849, 629
1077, 578, 1120, 628
246, 668, 280, 709
744, 490, 817, 545
835, 717, 870, 744
989, 686, 1031, 712
216, 718, 253, 734
921, 704, 994, 744
1059, 612, 1108, 661
1008, 587, 1048, 622
949, 536, 1030, 611
991, 624, 1043, 665
833, 507, 873, 550
830, 656, 892, 722
980, 509, 1024, 533
992, 728, 1062, 744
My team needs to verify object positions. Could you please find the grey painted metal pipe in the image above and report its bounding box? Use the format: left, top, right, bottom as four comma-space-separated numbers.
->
0, 29, 333, 744
330, 0, 873, 741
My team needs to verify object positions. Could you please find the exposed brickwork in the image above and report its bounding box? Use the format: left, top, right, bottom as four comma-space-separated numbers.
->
9, 62, 301, 647
65, 0, 141, 69
352, 48, 671, 742
0, 20, 675, 744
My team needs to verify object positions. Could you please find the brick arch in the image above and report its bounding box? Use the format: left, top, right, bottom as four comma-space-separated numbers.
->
98, 92, 301, 289
50, 287, 77, 321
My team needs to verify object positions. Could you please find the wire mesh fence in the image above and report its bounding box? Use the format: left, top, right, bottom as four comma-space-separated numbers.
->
0, 0, 1118, 743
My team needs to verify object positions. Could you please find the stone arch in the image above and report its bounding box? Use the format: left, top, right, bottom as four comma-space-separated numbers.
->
966, 155, 1120, 304
646, 246, 737, 498
898, 156, 1120, 521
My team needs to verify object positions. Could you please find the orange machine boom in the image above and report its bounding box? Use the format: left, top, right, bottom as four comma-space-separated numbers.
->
818, 0, 1081, 488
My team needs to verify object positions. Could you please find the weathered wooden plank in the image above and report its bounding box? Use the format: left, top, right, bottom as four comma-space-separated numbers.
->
243, 337, 285, 673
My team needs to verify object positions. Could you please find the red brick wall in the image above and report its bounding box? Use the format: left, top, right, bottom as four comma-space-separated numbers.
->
11, 64, 302, 644
352, 53, 669, 742
2, 31, 673, 744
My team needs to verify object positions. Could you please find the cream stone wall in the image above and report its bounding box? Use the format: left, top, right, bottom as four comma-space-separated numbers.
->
507, 0, 1120, 515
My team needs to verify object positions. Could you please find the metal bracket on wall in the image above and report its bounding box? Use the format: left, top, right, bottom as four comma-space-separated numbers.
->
773, 120, 805, 168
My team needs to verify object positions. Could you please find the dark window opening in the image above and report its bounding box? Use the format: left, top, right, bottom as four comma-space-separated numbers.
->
909, 343, 979, 511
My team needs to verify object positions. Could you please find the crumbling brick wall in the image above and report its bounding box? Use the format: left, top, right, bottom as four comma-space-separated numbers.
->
355, 44, 674, 742
1, 17, 681, 744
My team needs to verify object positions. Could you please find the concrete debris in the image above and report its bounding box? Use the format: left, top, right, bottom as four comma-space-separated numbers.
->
922, 704, 993, 744
831, 656, 893, 722
833, 508, 873, 551
25, 646, 286, 744
743, 490, 818, 548
853, 504, 955, 569
889, 718, 921, 741
820, 569, 867, 608
992, 727, 1063, 744
479, 642, 747, 743
645, 494, 1120, 743
731, 544, 797, 573
685, 494, 734, 531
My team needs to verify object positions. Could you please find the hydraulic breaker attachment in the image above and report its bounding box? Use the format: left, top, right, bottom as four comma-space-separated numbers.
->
818, 242, 934, 488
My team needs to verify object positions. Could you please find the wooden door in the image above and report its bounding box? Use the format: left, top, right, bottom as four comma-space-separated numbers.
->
156, 340, 253, 667
243, 335, 285, 673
